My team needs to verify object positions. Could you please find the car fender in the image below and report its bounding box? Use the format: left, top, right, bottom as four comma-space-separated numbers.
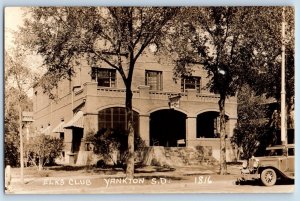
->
258, 166, 293, 180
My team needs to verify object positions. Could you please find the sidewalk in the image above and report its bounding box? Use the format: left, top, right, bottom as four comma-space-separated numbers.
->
6, 165, 241, 194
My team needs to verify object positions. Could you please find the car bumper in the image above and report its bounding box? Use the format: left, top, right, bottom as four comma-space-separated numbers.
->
239, 168, 260, 181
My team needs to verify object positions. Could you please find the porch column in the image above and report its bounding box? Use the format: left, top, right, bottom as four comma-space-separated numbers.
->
186, 116, 197, 147
227, 117, 237, 138
139, 114, 150, 146
64, 129, 73, 163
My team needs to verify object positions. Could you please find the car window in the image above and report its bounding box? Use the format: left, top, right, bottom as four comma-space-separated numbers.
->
288, 148, 294, 156
265, 149, 283, 156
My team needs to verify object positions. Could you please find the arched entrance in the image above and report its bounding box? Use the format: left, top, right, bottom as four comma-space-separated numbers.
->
197, 111, 229, 138
150, 109, 186, 147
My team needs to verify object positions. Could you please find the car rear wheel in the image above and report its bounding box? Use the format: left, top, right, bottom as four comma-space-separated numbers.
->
261, 168, 277, 186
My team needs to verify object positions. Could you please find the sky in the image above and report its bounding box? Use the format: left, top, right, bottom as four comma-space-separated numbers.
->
5, 7, 45, 97
5, 7, 44, 68
5, 7, 25, 50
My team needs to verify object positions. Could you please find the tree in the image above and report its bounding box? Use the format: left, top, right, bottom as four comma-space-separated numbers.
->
244, 7, 294, 130
167, 7, 250, 174
167, 7, 294, 174
231, 85, 276, 159
21, 7, 178, 178
5, 49, 36, 182
4, 87, 33, 167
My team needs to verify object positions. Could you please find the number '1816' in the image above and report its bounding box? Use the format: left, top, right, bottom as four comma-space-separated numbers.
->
194, 176, 213, 184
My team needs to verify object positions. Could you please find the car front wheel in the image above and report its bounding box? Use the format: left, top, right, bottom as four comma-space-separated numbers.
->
261, 168, 277, 186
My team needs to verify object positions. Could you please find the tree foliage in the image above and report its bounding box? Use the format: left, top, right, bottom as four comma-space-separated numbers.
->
4, 87, 33, 167
231, 85, 278, 159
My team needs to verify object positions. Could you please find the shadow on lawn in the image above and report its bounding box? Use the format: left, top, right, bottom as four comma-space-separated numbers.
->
135, 166, 176, 173
48, 165, 88, 171
48, 165, 125, 175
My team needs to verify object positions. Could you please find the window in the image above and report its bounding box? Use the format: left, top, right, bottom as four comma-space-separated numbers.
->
288, 148, 295, 156
98, 107, 139, 134
266, 149, 283, 156
181, 76, 201, 93
91, 67, 116, 87
60, 132, 64, 140
145, 70, 163, 91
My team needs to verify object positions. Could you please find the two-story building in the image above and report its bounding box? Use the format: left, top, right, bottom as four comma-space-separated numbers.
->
33, 47, 238, 165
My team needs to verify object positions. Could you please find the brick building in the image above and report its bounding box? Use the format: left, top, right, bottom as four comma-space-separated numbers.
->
33, 48, 238, 165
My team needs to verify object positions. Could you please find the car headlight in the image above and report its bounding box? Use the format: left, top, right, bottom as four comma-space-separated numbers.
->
253, 159, 259, 168
242, 160, 248, 169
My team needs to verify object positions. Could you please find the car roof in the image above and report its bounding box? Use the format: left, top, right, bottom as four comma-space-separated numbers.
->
266, 144, 294, 150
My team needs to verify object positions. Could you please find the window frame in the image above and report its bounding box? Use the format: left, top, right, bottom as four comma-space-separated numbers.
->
181, 76, 201, 93
98, 107, 139, 134
91, 67, 117, 88
145, 70, 163, 91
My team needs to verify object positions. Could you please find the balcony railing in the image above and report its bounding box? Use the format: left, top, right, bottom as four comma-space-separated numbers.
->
97, 87, 140, 97
94, 86, 235, 103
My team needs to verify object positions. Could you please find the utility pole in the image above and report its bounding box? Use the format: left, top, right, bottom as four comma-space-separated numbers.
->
281, 7, 287, 145
18, 103, 24, 184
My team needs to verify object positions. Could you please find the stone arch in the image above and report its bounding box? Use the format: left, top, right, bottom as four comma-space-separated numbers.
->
96, 104, 141, 114
195, 108, 231, 118
147, 106, 189, 116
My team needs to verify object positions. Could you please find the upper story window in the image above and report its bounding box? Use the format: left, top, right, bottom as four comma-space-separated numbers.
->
145, 70, 163, 91
181, 76, 201, 93
91, 67, 116, 87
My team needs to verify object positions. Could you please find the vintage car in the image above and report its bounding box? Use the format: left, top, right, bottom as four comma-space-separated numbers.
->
238, 144, 294, 186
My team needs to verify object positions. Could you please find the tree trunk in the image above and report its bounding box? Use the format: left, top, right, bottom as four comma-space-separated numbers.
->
38, 157, 43, 171
125, 88, 134, 179
18, 103, 24, 183
218, 94, 227, 175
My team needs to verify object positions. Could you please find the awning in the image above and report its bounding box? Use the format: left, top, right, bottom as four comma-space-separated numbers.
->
64, 111, 84, 129
40, 126, 52, 135
52, 121, 65, 133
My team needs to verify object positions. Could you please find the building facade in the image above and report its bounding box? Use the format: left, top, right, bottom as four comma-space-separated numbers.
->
33, 48, 238, 165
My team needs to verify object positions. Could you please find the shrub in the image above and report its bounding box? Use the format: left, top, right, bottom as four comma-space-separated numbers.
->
86, 128, 145, 169
24, 135, 64, 170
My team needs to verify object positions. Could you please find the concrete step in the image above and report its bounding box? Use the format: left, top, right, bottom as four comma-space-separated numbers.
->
141, 146, 218, 167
